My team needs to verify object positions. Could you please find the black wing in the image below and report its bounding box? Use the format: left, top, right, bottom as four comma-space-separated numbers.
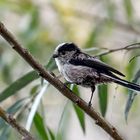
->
69, 58, 125, 77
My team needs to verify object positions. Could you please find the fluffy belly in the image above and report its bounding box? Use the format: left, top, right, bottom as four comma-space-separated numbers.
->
63, 65, 90, 83
62, 64, 112, 87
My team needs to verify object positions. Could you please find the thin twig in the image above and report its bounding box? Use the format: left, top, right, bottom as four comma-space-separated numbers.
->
94, 42, 140, 57
0, 21, 124, 140
0, 106, 35, 140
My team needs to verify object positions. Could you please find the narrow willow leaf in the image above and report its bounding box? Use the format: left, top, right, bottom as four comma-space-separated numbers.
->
26, 82, 49, 131
0, 57, 56, 102
73, 104, 85, 133
126, 53, 137, 80
2, 64, 12, 84
85, 22, 105, 48
71, 85, 85, 133
105, 0, 115, 20
0, 98, 27, 139
29, 8, 39, 30
45, 57, 57, 71
30, 85, 40, 95
98, 84, 108, 117
7, 98, 27, 114
124, 55, 137, 121
125, 91, 137, 122
0, 126, 11, 140
34, 112, 49, 140
125, 68, 140, 121
97, 56, 108, 117
123, 0, 133, 22
0, 98, 27, 128
56, 101, 69, 140
47, 127, 55, 140
0, 71, 38, 102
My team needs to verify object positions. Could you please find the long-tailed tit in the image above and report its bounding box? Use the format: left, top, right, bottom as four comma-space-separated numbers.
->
53, 42, 140, 106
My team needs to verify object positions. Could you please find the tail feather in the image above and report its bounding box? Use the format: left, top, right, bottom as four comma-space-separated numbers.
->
113, 78, 140, 92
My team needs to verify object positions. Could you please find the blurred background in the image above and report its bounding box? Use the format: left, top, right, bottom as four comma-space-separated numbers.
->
0, 0, 140, 140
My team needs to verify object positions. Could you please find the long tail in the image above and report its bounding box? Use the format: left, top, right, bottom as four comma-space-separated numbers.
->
113, 78, 140, 92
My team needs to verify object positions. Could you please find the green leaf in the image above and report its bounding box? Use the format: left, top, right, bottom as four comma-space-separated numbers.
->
98, 84, 108, 117
29, 8, 39, 31
47, 128, 55, 140
34, 112, 49, 140
125, 91, 137, 122
124, 54, 137, 121
56, 101, 69, 140
123, 0, 133, 22
0, 57, 56, 102
126, 54, 137, 81
0, 98, 27, 128
71, 85, 85, 133
85, 22, 105, 48
97, 56, 108, 117
7, 98, 27, 114
30, 85, 40, 95
125, 68, 140, 121
0, 71, 39, 102
105, 0, 116, 20
0, 126, 11, 140
73, 104, 85, 133
0, 98, 26, 139
26, 82, 49, 131
2, 64, 12, 84
45, 57, 57, 71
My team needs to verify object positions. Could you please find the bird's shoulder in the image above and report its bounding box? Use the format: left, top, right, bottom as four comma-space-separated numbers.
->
71, 52, 99, 62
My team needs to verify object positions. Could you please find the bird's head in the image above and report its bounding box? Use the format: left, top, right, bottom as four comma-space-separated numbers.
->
53, 42, 80, 63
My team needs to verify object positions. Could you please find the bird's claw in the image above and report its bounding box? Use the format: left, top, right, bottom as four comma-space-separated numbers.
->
88, 101, 92, 107
64, 82, 71, 87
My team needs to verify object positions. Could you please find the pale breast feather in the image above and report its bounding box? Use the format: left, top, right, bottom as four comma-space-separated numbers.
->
55, 58, 63, 74
63, 64, 98, 83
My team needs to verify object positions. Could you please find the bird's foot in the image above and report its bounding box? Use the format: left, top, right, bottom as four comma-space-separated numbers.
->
64, 81, 73, 87
88, 101, 92, 107
49, 72, 56, 77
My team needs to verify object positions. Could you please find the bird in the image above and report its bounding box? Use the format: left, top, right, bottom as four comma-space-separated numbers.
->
53, 42, 140, 106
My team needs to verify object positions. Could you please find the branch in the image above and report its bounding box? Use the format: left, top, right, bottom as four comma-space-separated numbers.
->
95, 43, 140, 57
0, 106, 35, 140
0, 21, 124, 140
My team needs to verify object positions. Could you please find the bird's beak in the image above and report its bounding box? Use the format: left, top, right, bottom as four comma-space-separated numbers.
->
52, 53, 59, 58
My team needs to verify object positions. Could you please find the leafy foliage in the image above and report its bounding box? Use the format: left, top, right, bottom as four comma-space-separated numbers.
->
71, 85, 85, 133
125, 68, 140, 121
0, 0, 140, 139
0, 57, 56, 102
123, 0, 134, 23
34, 112, 49, 140
98, 84, 108, 117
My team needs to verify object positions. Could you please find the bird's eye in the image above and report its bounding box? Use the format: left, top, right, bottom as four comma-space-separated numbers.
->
61, 52, 65, 55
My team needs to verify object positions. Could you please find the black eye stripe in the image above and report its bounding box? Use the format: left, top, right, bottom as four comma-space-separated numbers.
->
61, 51, 65, 55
